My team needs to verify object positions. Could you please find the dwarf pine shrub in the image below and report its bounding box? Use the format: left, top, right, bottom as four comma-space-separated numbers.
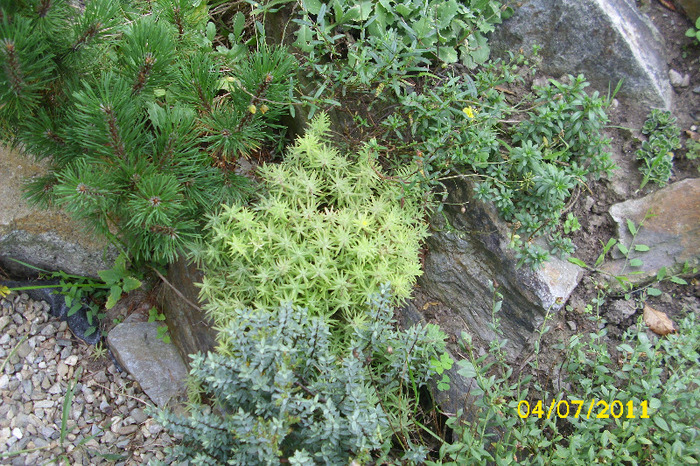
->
153, 285, 447, 465
0, 0, 296, 264
196, 113, 429, 336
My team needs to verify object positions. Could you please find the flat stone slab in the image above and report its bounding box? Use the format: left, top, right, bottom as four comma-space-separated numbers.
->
603, 178, 700, 283
107, 322, 188, 407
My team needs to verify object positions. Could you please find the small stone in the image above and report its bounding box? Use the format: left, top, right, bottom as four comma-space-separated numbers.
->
669, 69, 690, 88
11, 428, 23, 440
34, 400, 55, 409
0, 316, 10, 332
16, 342, 31, 359
64, 355, 79, 366
48, 383, 62, 395
117, 425, 139, 436
40, 426, 56, 439
93, 370, 108, 384
58, 321, 68, 332
57, 362, 69, 379
101, 431, 117, 444
40, 324, 56, 336
567, 320, 577, 331
0, 374, 8, 390
130, 408, 148, 424
694, 86, 700, 94
60, 346, 72, 360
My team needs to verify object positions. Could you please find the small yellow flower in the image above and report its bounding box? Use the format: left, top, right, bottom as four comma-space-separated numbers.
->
462, 106, 475, 119
0, 285, 10, 298
248, 104, 257, 114
260, 104, 269, 114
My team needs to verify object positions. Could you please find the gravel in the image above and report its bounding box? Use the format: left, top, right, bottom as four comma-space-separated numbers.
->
0, 292, 177, 465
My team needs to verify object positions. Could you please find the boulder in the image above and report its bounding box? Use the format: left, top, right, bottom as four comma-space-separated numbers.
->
407, 178, 583, 360
107, 320, 189, 407
157, 258, 217, 364
0, 145, 115, 278
489, 0, 672, 110
603, 178, 700, 283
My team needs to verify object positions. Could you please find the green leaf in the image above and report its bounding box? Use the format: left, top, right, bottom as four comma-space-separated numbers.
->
669, 276, 688, 285
647, 287, 662, 297
602, 237, 617, 254
121, 276, 142, 293
98, 269, 121, 284
567, 257, 588, 268
626, 219, 637, 236
438, 47, 458, 63
232, 12, 246, 39
634, 244, 650, 252
629, 258, 643, 267
653, 417, 669, 431
293, 25, 315, 52
617, 243, 629, 256
656, 267, 667, 281
106, 285, 122, 310
303, 0, 323, 15
457, 360, 476, 378
206, 21, 216, 41
594, 252, 606, 268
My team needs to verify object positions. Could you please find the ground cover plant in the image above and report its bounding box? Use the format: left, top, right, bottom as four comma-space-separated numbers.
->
152, 286, 448, 464
429, 289, 700, 465
0, 0, 296, 264
195, 113, 429, 342
636, 108, 681, 189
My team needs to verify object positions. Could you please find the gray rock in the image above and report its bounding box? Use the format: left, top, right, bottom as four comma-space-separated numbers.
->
489, 0, 672, 109
0, 145, 116, 278
158, 258, 218, 363
603, 178, 700, 284
409, 178, 582, 358
605, 299, 637, 324
106, 322, 188, 407
669, 69, 690, 88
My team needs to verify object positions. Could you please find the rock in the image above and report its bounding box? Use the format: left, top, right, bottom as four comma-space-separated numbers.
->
405, 178, 583, 358
604, 299, 637, 324
693, 86, 700, 95
157, 257, 218, 363
603, 178, 700, 284
669, 69, 690, 88
489, 0, 672, 110
106, 322, 188, 407
0, 145, 117, 278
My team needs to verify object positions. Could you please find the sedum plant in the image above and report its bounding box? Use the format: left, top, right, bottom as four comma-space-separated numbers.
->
152, 286, 447, 465
196, 113, 429, 334
0, 0, 296, 264
636, 109, 681, 189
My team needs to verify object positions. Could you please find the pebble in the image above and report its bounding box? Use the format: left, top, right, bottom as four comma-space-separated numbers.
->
0, 294, 176, 463
669, 69, 690, 88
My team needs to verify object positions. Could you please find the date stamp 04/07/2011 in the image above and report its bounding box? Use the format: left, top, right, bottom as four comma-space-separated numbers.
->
517, 399, 651, 420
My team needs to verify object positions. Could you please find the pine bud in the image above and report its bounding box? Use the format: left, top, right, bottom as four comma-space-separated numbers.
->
260, 104, 269, 114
